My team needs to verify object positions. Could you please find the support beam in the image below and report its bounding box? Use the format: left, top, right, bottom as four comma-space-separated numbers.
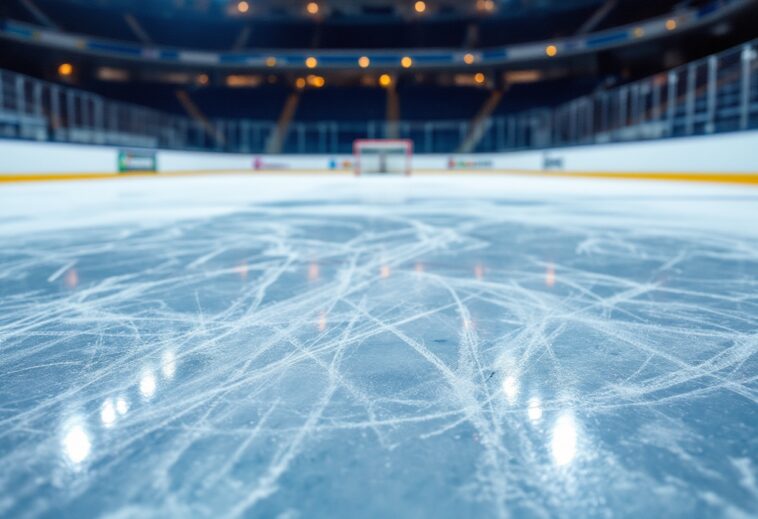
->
175, 90, 224, 147
124, 14, 152, 45
576, 0, 617, 35
310, 25, 322, 49
232, 25, 251, 51
457, 90, 504, 153
463, 23, 479, 48
19, 0, 57, 29
385, 85, 400, 139
265, 91, 301, 154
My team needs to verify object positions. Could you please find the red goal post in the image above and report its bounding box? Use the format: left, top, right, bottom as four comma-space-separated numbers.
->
353, 139, 413, 176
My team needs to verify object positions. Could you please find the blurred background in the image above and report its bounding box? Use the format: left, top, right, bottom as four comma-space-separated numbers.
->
0, 0, 756, 158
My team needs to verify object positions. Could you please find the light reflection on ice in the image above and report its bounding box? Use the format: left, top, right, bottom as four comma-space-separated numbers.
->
64, 268, 79, 289
502, 375, 519, 404
308, 261, 320, 282
161, 350, 177, 381
527, 397, 543, 423
551, 412, 579, 466
545, 263, 556, 288
115, 396, 129, 416
139, 370, 157, 400
62, 420, 91, 466
1, 176, 756, 518
234, 262, 249, 280
100, 399, 116, 428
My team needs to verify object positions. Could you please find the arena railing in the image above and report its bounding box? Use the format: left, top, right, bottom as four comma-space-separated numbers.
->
0, 39, 755, 156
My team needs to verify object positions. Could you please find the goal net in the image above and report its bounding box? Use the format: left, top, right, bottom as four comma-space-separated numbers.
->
354, 139, 413, 176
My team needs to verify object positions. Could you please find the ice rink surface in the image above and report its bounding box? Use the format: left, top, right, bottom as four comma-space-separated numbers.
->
0, 173, 757, 518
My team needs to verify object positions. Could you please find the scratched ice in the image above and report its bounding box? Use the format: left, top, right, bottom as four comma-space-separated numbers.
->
0, 176, 756, 518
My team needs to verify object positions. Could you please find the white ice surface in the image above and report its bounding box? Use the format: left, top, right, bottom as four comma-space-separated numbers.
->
0, 173, 756, 518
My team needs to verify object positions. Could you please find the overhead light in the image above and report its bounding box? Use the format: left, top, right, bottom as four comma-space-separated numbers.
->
196, 73, 209, 85
307, 75, 325, 88
665, 18, 677, 31
463, 53, 475, 65
58, 63, 73, 77
401, 56, 413, 68
295, 77, 306, 89
266, 56, 277, 67
476, 0, 496, 13
414, 1, 427, 14
474, 72, 485, 84
307, 2, 319, 15
305, 56, 318, 68
545, 44, 558, 57
379, 74, 392, 87
237, 1, 249, 14
358, 56, 370, 68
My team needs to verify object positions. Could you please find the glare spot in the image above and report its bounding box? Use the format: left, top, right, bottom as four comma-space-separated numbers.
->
100, 399, 116, 428
527, 397, 543, 422
161, 350, 176, 380
380, 265, 391, 279
140, 371, 157, 399
62, 422, 91, 465
502, 375, 519, 404
115, 397, 129, 416
551, 412, 578, 466
317, 311, 327, 332
474, 263, 484, 280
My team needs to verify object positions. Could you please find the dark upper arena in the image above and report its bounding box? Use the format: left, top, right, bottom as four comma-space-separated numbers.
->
0, 0, 756, 153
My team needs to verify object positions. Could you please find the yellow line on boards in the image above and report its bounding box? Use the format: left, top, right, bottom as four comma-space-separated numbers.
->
0, 169, 355, 183
0, 169, 757, 185
556, 171, 758, 185
415, 169, 758, 184
0, 172, 156, 183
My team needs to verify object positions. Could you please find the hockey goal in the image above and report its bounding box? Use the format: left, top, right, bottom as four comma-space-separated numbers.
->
353, 139, 413, 176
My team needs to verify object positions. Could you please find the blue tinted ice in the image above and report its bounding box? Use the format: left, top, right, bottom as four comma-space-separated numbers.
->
0, 176, 756, 518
